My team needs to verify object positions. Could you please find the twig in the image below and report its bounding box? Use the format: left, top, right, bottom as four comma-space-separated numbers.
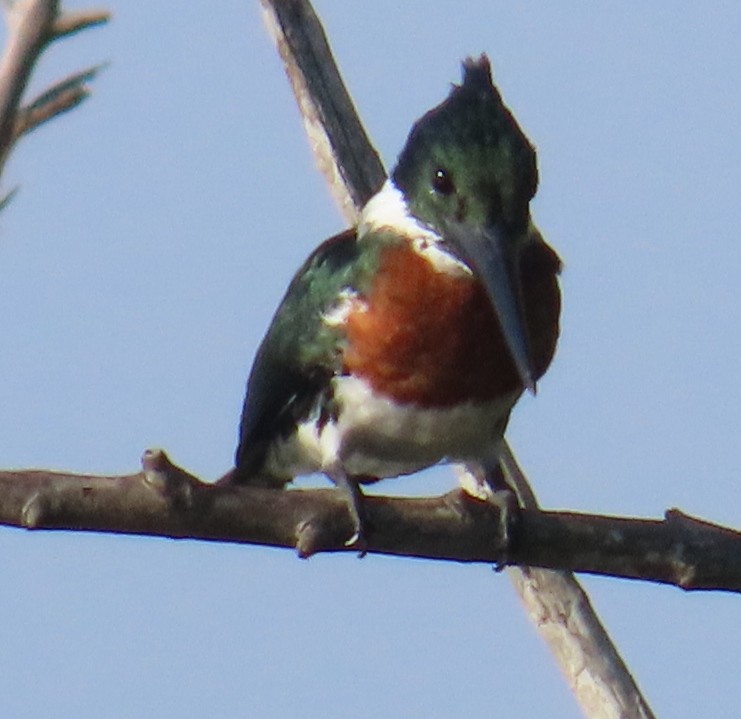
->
51, 8, 110, 39
258, 1, 657, 717
0, 1, 108, 183
14, 63, 105, 138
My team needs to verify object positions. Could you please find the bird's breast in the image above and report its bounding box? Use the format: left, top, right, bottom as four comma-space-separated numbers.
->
344, 242, 523, 407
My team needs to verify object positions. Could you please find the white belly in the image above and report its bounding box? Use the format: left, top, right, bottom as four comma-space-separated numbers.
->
263, 374, 519, 481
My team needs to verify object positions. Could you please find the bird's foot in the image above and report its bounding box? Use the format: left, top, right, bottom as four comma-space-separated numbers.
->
329, 468, 370, 557
485, 486, 520, 562
458, 463, 520, 567
344, 527, 369, 557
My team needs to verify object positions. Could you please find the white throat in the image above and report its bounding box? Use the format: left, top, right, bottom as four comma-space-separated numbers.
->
358, 179, 437, 239
358, 179, 470, 277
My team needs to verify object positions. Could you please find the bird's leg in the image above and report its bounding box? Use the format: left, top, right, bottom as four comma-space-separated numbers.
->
477, 459, 521, 564
484, 459, 512, 493
327, 466, 369, 555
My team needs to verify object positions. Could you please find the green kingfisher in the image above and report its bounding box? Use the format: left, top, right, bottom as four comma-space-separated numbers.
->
231, 56, 561, 549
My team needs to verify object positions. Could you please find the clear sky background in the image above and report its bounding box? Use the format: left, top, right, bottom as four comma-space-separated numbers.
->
1, 2, 740, 717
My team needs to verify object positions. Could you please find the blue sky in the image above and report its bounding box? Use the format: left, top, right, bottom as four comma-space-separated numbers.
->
1, 2, 740, 717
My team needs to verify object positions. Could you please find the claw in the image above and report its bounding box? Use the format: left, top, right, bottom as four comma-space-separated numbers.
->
344, 529, 368, 558
329, 466, 369, 557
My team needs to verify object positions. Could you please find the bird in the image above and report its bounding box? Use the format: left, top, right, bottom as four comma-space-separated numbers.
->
230, 55, 561, 550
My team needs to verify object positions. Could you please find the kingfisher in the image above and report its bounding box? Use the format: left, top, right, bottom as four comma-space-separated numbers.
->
231, 56, 561, 549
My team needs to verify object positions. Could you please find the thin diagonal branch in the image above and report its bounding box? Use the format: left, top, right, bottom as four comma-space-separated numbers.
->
500, 445, 656, 719
51, 8, 109, 39
14, 63, 105, 138
258, 2, 656, 717
260, 0, 384, 223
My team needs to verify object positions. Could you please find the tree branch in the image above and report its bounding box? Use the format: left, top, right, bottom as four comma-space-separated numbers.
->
51, 8, 109, 40
14, 63, 105, 138
498, 445, 656, 719
0, 0, 108, 183
260, 0, 384, 224
0, 0, 58, 168
2, 452, 740, 596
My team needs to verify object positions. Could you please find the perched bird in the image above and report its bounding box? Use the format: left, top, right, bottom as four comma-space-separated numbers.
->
232, 56, 561, 548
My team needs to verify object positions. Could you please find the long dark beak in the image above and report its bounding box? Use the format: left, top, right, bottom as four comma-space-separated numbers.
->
444, 221, 536, 394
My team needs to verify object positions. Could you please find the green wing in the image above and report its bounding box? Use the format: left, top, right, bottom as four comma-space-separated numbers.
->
235, 229, 365, 480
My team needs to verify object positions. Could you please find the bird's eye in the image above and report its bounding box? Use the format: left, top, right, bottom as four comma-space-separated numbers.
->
432, 168, 455, 196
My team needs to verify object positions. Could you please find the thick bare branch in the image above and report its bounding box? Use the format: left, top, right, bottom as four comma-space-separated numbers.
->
2, 452, 741, 595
